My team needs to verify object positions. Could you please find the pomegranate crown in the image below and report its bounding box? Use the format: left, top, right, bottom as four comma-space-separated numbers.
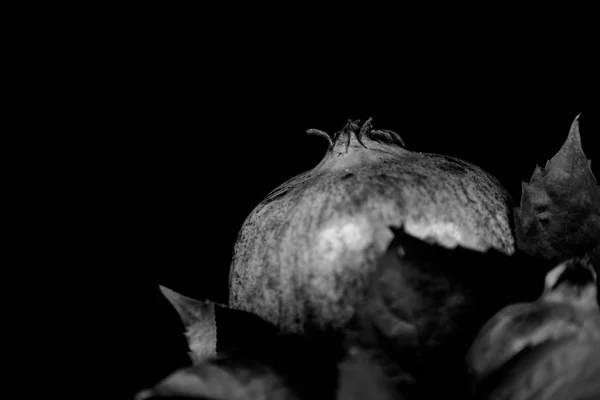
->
307, 117, 406, 152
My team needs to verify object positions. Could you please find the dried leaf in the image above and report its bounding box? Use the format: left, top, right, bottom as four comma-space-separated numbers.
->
514, 114, 600, 262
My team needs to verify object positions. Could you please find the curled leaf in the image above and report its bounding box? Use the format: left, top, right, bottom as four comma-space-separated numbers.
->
514, 114, 600, 262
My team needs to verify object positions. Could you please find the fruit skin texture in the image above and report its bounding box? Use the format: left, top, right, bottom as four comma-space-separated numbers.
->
229, 119, 516, 333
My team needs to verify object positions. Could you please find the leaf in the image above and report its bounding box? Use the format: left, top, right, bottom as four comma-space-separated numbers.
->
134, 329, 413, 400
159, 286, 280, 365
159, 286, 221, 364
134, 329, 351, 400
348, 225, 551, 398
514, 114, 600, 262
134, 360, 299, 400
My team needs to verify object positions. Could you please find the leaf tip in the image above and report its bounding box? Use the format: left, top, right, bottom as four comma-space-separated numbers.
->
158, 284, 177, 302
568, 113, 583, 142
530, 165, 544, 183
544, 113, 591, 180
555, 114, 583, 157
159, 285, 211, 328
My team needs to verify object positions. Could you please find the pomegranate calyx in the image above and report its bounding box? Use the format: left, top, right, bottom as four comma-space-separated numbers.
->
306, 127, 334, 149
306, 118, 406, 155
335, 119, 363, 153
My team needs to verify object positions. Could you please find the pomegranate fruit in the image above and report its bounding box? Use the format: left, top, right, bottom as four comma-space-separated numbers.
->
229, 118, 515, 333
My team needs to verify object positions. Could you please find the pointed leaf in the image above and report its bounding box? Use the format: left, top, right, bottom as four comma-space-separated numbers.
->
159, 285, 220, 364
159, 286, 282, 365
514, 114, 600, 261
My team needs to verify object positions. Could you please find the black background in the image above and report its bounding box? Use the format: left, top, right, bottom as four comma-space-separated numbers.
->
59, 18, 596, 398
